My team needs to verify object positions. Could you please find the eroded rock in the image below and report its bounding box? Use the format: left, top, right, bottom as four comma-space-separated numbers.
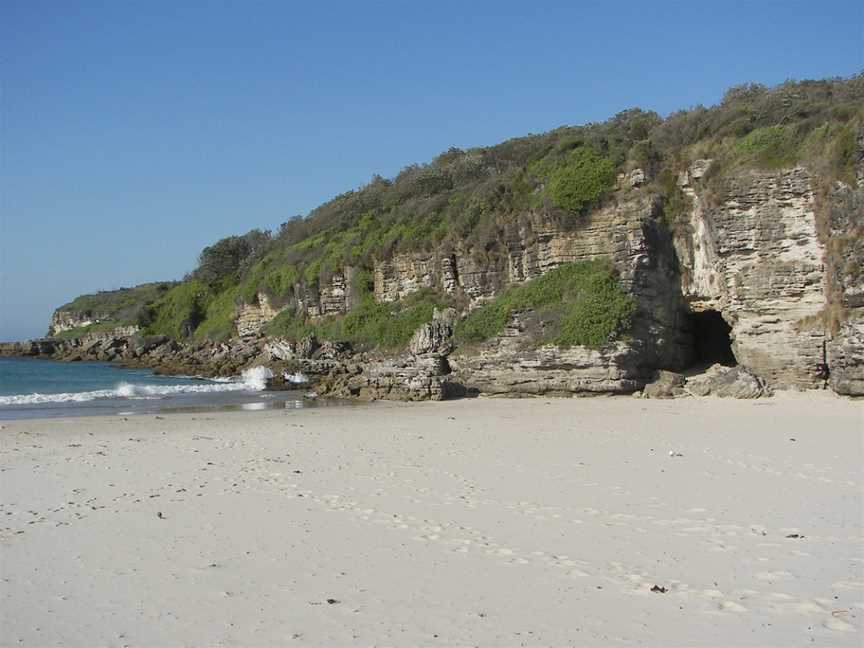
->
643, 371, 687, 399
684, 364, 770, 399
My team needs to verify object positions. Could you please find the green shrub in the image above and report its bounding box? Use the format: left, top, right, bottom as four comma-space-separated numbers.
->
142, 280, 211, 339
193, 285, 239, 341
265, 264, 300, 299
195, 229, 270, 286
239, 256, 300, 304
656, 168, 693, 229
456, 261, 634, 349
532, 147, 616, 213
733, 125, 802, 169
810, 119, 861, 185
266, 289, 452, 351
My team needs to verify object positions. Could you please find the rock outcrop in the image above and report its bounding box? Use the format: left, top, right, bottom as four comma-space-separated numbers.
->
12, 133, 864, 400
683, 365, 770, 399
675, 164, 828, 389
642, 370, 687, 399
640, 365, 769, 399
447, 310, 649, 397
48, 311, 98, 336
236, 293, 285, 337
824, 180, 864, 395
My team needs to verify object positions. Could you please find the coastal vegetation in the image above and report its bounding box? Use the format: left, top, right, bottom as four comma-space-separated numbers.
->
53, 75, 863, 348
455, 261, 634, 349
265, 287, 453, 351
57, 282, 176, 327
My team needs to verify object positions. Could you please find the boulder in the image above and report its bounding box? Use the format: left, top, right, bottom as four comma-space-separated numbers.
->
684, 364, 770, 399
643, 370, 686, 399
264, 337, 296, 361
297, 334, 319, 359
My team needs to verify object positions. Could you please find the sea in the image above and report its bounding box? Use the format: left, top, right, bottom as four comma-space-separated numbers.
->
0, 357, 313, 420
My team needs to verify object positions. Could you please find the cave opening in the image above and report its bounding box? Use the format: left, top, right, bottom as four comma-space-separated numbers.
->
688, 310, 737, 367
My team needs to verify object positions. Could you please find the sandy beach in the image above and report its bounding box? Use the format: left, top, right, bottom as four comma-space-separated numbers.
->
1, 393, 861, 646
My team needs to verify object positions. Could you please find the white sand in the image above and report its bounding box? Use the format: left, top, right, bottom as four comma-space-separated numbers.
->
1, 392, 862, 646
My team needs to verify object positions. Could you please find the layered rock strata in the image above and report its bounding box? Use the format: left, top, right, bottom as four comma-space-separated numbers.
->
675, 164, 829, 389
13, 149, 864, 399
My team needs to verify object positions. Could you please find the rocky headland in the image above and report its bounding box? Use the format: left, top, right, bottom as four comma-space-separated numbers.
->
3, 77, 862, 400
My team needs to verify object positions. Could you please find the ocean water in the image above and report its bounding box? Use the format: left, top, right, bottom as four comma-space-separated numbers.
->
0, 357, 312, 419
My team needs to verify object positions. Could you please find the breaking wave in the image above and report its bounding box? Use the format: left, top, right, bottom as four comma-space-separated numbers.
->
0, 366, 273, 406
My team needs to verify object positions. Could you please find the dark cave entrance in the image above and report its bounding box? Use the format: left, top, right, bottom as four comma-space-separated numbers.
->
688, 310, 737, 367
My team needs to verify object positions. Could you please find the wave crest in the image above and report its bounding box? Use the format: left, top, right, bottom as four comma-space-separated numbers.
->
0, 366, 274, 406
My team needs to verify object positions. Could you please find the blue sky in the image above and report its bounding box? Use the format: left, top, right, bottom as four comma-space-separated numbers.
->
1, 0, 862, 340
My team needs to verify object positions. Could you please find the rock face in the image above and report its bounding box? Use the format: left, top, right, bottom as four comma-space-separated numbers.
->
672, 155, 864, 395
675, 164, 827, 389
370, 196, 690, 394
49, 311, 97, 336
449, 341, 644, 397
236, 270, 359, 336
448, 311, 650, 397
236, 293, 285, 337
307, 270, 352, 319
824, 181, 864, 395
374, 256, 438, 302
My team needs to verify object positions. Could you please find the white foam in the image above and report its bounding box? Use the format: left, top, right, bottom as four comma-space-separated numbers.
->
0, 366, 275, 406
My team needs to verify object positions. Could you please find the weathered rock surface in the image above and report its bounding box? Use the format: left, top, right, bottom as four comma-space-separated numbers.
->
675, 164, 828, 390
642, 371, 687, 399
448, 310, 648, 397
449, 342, 645, 397
49, 311, 97, 336
824, 180, 864, 396
236, 293, 286, 337
409, 320, 453, 356
683, 364, 770, 399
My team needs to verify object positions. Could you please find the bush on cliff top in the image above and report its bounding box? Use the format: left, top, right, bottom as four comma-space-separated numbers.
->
455, 261, 634, 349
531, 146, 616, 213
58, 282, 176, 327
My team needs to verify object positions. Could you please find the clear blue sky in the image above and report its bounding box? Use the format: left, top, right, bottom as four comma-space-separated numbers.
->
1, 0, 862, 341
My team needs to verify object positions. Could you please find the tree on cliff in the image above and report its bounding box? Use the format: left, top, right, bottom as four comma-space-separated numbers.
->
194, 229, 271, 287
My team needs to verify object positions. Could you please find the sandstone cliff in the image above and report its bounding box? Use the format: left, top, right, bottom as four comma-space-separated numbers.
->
14, 76, 862, 399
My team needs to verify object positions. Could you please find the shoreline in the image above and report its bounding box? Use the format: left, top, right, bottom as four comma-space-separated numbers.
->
0, 357, 317, 422
2, 392, 861, 645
